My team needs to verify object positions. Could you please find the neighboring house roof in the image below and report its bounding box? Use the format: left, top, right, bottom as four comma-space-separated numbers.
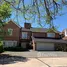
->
32, 37, 67, 44
62, 29, 67, 33
7, 20, 21, 28
30, 28, 60, 33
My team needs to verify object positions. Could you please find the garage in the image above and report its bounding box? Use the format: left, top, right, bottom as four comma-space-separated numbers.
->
36, 42, 54, 51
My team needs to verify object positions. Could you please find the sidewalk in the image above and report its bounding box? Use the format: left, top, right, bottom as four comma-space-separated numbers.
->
2, 51, 67, 58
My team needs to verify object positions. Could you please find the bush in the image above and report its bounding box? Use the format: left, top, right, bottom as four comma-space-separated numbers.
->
55, 43, 67, 51
0, 41, 3, 53
4, 47, 28, 51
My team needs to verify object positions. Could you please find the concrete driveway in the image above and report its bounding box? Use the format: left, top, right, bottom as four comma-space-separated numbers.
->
0, 51, 67, 67
0, 57, 67, 67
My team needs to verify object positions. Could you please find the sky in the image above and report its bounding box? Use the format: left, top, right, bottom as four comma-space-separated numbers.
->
11, 0, 67, 32
53, 13, 67, 32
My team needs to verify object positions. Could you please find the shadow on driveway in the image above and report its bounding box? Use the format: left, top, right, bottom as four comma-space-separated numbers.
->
0, 54, 28, 65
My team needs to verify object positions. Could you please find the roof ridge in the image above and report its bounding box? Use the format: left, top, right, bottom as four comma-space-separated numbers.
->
8, 20, 21, 28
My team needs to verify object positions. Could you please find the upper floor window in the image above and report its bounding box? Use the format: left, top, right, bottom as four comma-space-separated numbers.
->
22, 32, 27, 39
8, 28, 13, 36
65, 29, 67, 36
47, 33, 55, 38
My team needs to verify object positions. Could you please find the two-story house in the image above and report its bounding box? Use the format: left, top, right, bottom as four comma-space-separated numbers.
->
1, 20, 67, 51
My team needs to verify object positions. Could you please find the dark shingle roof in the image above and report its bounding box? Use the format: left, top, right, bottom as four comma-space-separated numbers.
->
30, 28, 60, 33
32, 37, 67, 44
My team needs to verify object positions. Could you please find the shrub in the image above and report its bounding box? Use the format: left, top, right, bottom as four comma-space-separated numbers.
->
4, 46, 28, 51
0, 41, 3, 53
55, 43, 67, 51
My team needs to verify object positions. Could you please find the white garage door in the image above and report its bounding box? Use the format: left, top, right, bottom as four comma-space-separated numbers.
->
36, 42, 54, 50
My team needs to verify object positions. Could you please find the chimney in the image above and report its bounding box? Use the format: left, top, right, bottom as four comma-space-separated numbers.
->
62, 29, 67, 40
24, 23, 31, 29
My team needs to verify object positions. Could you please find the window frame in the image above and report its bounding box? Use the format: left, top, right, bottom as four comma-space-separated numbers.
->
8, 28, 13, 36
47, 33, 55, 38
22, 32, 28, 39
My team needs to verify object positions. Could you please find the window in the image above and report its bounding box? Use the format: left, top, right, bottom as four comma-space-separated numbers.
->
65, 29, 67, 36
22, 32, 27, 39
8, 28, 13, 36
47, 33, 55, 38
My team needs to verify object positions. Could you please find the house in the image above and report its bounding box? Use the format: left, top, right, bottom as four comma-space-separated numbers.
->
3, 20, 21, 47
2, 20, 32, 48
1, 20, 67, 51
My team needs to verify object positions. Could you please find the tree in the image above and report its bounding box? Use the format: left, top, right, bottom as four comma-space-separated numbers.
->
0, 2, 11, 38
0, 2, 11, 26
2, 0, 67, 31
0, 2, 11, 52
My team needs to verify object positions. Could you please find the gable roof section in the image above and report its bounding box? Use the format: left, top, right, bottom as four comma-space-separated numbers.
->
7, 20, 21, 28
30, 28, 47, 32
30, 28, 60, 33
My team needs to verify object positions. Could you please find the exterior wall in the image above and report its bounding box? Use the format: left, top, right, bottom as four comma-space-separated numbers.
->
21, 42, 27, 48
32, 32, 60, 38
32, 32, 47, 38
27, 31, 32, 39
55, 33, 60, 38
3, 21, 20, 44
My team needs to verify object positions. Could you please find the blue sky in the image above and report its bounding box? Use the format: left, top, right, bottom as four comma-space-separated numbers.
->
11, 0, 67, 32
16, 12, 67, 32
53, 13, 67, 31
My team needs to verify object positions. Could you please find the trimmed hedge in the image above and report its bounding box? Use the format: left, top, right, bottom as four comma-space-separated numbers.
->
55, 43, 67, 51
0, 41, 3, 53
4, 47, 28, 51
